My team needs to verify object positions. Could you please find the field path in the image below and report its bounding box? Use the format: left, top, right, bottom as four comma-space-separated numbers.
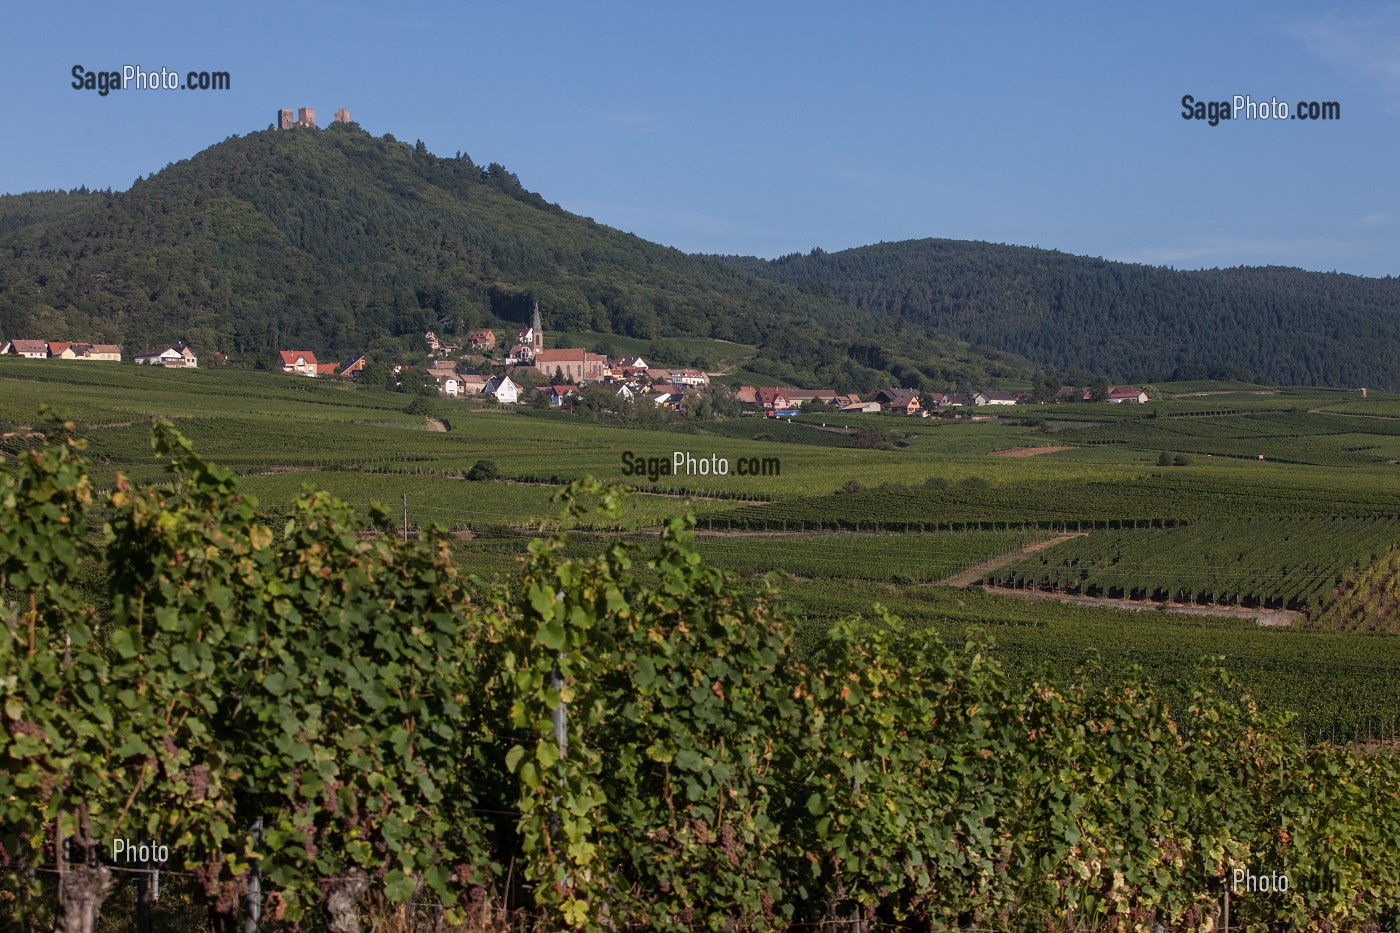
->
981, 586, 1299, 626
937, 532, 1085, 588
989, 445, 1075, 457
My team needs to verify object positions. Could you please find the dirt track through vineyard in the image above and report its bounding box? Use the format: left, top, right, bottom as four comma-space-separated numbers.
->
937, 532, 1086, 587
980, 586, 1299, 625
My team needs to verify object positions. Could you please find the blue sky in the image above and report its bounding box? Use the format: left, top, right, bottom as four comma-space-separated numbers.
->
3, 1, 1398, 276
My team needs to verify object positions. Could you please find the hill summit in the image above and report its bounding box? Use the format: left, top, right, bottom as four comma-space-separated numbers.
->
0, 124, 1011, 392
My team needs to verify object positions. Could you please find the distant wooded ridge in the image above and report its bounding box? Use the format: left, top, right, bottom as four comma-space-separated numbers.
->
718, 241, 1400, 389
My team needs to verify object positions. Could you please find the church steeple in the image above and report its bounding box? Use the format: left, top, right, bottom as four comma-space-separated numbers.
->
532, 301, 544, 352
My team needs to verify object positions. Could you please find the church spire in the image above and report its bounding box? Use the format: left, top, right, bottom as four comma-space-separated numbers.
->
532, 301, 543, 352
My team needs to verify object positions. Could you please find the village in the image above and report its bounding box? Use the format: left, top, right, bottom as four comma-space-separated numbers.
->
2, 308, 1151, 414
269, 306, 1152, 415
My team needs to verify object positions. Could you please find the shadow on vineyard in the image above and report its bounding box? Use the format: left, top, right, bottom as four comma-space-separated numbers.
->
2, 422, 1398, 931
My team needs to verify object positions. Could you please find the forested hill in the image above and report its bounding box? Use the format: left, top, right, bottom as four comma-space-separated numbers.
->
0, 189, 109, 237
0, 126, 1019, 392
720, 240, 1400, 389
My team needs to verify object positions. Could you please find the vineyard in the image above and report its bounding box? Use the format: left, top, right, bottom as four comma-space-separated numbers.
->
1309, 545, 1400, 633
440, 528, 1400, 741
699, 468, 1400, 530
2, 367, 1399, 794
764, 575, 1400, 742
692, 529, 1043, 582
1052, 411, 1400, 466
2, 425, 1399, 931
987, 518, 1400, 613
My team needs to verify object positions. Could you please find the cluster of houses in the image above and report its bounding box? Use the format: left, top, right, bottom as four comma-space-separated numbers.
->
735, 387, 954, 416
1057, 385, 1151, 404
735, 384, 1150, 415
2, 339, 124, 362
420, 353, 715, 410
0, 340, 203, 367
276, 305, 727, 411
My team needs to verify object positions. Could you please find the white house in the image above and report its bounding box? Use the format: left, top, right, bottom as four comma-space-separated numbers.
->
483, 375, 519, 405
435, 372, 460, 397
974, 391, 1020, 406
669, 369, 710, 387
840, 401, 882, 414
9, 340, 49, 359
135, 343, 197, 367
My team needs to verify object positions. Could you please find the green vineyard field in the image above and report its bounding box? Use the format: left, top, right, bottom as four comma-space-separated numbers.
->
990, 518, 1400, 612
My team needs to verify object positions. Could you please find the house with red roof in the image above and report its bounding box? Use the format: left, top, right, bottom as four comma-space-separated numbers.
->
755, 387, 793, 410
1108, 385, 1150, 404
277, 350, 318, 376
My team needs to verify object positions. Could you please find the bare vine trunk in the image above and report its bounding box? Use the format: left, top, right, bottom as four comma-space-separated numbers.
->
54, 809, 111, 933
323, 868, 369, 933
55, 862, 111, 933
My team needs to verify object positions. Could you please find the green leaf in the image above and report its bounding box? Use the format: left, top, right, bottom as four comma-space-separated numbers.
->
634, 655, 656, 689
383, 869, 416, 902
674, 748, 703, 771
539, 617, 566, 652
110, 628, 138, 659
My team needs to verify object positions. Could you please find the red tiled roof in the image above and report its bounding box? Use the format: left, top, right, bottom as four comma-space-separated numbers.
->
755, 387, 789, 405
534, 348, 587, 363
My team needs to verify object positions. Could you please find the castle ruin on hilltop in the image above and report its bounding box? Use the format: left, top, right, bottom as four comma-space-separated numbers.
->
276, 107, 351, 130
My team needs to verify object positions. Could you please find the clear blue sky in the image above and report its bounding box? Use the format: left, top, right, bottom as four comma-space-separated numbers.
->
3, 1, 1398, 276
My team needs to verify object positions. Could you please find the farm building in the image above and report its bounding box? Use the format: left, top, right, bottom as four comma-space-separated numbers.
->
135, 343, 198, 367
9, 340, 51, 359
1108, 385, 1150, 403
